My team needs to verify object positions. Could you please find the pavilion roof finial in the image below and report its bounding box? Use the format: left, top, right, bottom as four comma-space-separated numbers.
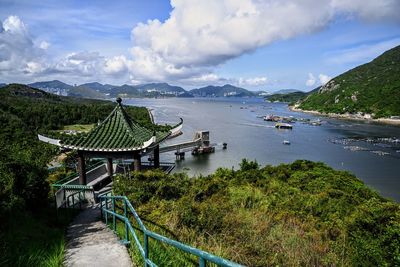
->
116, 97, 122, 104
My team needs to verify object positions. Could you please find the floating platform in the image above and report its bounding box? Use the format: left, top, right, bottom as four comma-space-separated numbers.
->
192, 146, 215, 155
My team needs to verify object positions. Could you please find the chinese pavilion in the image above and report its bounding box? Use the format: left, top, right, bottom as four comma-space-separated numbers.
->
38, 97, 182, 185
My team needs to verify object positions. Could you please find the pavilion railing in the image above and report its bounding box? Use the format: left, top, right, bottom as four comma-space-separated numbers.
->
55, 184, 94, 209
52, 160, 105, 188
99, 195, 243, 267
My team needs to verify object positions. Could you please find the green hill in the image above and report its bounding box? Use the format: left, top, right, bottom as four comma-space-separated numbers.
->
190, 84, 255, 97
68, 85, 107, 99
266, 91, 307, 103
0, 84, 152, 265
299, 45, 400, 118
114, 160, 400, 266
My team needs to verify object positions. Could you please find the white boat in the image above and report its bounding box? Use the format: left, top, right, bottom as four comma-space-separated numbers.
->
275, 123, 293, 129
283, 140, 291, 145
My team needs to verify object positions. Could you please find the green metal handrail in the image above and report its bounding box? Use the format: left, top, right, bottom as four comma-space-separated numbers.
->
99, 195, 243, 267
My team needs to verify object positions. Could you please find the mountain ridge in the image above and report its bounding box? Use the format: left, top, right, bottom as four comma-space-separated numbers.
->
190, 84, 255, 97
298, 45, 400, 118
23, 80, 259, 98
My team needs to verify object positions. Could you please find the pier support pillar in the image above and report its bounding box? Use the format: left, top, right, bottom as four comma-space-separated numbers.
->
133, 152, 141, 171
154, 145, 160, 169
107, 158, 113, 177
77, 151, 87, 185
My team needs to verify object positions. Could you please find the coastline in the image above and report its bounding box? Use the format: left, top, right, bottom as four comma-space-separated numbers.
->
289, 105, 400, 126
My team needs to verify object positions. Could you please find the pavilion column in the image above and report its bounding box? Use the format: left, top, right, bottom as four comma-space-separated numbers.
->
77, 150, 87, 185
154, 145, 160, 169
133, 152, 141, 171
107, 158, 113, 177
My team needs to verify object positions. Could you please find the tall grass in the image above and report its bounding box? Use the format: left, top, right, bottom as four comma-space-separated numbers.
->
105, 203, 204, 266
111, 161, 400, 266
0, 208, 78, 267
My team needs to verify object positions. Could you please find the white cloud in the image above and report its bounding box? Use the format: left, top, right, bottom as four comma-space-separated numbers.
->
25, 61, 45, 74
2, 0, 400, 85
332, 0, 400, 22
39, 41, 50, 50
327, 38, 400, 65
306, 73, 316, 86
0, 15, 44, 76
306, 73, 332, 86
2, 15, 28, 34
318, 74, 331, 85
239, 76, 268, 86
128, 0, 400, 82
104, 55, 127, 74
188, 73, 220, 83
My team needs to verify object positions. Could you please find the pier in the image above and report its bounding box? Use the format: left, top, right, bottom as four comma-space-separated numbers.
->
157, 130, 225, 160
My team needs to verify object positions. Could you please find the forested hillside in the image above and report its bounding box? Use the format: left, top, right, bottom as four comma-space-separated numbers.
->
299, 45, 400, 117
0, 84, 150, 265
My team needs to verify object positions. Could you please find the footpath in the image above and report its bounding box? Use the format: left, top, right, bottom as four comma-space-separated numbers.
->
64, 206, 132, 267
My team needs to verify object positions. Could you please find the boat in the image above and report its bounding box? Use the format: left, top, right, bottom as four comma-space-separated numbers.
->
309, 119, 322, 126
264, 115, 281, 122
282, 116, 296, 123
283, 140, 291, 145
275, 123, 293, 129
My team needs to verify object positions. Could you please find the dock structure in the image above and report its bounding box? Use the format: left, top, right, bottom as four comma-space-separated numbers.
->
157, 130, 219, 160
159, 131, 208, 153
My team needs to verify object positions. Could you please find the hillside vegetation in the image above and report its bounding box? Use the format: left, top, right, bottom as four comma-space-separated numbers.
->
266, 91, 307, 103
299, 45, 400, 118
113, 160, 400, 266
190, 84, 255, 97
0, 84, 151, 266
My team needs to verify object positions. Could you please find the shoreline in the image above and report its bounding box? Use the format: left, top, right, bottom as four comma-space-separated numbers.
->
289, 105, 400, 126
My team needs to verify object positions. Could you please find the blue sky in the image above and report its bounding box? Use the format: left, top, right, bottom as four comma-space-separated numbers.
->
0, 0, 399, 92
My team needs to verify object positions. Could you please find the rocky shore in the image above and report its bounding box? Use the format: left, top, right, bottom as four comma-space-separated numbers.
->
290, 105, 400, 126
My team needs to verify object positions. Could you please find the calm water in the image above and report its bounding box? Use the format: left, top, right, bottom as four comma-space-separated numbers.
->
125, 97, 400, 202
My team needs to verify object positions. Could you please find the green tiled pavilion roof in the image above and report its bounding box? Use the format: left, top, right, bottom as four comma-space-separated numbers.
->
58, 98, 182, 152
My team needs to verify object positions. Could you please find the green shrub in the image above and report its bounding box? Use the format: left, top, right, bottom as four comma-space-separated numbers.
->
114, 160, 400, 266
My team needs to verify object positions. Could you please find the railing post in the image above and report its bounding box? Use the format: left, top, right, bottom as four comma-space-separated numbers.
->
105, 198, 108, 225
112, 198, 116, 232
124, 199, 129, 242
100, 197, 103, 218
79, 191, 82, 209
144, 232, 149, 267
63, 188, 66, 207
199, 257, 206, 267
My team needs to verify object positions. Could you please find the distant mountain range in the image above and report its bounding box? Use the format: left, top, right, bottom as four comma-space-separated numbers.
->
27, 80, 188, 99
299, 45, 400, 118
21, 80, 267, 99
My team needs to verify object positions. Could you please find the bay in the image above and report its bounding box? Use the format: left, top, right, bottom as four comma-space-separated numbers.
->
125, 97, 400, 202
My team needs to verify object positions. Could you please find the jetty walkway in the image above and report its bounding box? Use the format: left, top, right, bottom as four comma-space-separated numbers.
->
64, 205, 132, 267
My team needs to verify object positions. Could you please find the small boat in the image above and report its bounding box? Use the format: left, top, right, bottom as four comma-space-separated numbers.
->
264, 115, 281, 122
283, 140, 291, 145
309, 120, 322, 126
275, 123, 293, 129
282, 117, 296, 123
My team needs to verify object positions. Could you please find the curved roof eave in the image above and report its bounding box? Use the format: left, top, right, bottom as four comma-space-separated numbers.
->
38, 134, 157, 152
